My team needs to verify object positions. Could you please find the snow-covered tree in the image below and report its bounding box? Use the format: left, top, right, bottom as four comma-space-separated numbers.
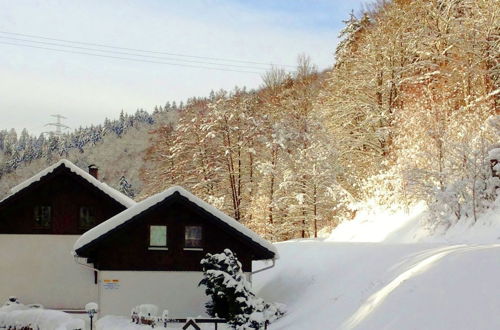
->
199, 249, 285, 329
118, 176, 135, 198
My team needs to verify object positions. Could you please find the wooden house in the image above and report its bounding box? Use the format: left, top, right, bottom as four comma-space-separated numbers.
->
73, 186, 277, 316
0, 159, 135, 310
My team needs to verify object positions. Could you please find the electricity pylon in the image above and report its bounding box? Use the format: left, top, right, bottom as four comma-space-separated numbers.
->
44, 114, 70, 136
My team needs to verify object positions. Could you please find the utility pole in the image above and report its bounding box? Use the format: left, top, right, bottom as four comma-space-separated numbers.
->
44, 114, 70, 136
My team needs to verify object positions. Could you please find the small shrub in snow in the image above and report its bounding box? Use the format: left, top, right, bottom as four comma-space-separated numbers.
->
200, 249, 285, 329
131, 304, 158, 326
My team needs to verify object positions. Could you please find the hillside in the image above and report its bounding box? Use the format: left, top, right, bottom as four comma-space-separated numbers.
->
134, 0, 499, 243
0, 108, 178, 199
253, 200, 500, 329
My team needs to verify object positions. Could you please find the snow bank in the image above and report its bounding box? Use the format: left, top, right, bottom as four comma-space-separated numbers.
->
327, 199, 500, 244
0, 307, 85, 330
254, 196, 500, 329
253, 240, 500, 329
423, 196, 500, 244
327, 202, 429, 243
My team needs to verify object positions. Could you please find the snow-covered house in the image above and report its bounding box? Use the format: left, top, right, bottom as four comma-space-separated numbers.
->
72, 186, 277, 316
0, 159, 135, 310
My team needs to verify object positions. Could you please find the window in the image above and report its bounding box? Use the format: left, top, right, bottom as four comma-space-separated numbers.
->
185, 226, 203, 249
34, 205, 51, 228
149, 225, 167, 250
79, 207, 96, 228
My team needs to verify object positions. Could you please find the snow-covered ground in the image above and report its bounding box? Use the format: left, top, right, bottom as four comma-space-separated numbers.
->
254, 241, 500, 329
0, 303, 85, 330
326, 200, 500, 244
253, 202, 500, 329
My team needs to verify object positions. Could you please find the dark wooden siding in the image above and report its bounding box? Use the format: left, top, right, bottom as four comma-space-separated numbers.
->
0, 168, 127, 235
91, 201, 256, 272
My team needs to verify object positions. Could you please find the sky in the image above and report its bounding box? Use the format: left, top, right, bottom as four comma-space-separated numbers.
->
0, 0, 367, 135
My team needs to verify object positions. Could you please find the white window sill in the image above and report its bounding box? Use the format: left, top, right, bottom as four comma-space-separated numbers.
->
183, 248, 204, 251
148, 247, 168, 251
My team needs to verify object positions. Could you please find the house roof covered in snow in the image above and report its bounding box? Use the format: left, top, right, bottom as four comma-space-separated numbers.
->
0, 159, 136, 208
73, 186, 277, 259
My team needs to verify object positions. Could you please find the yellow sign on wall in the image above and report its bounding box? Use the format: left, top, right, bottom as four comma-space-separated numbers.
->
103, 279, 120, 289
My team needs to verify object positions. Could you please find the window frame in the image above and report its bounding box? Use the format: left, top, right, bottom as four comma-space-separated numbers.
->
33, 205, 52, 229
78, 206, 97, 229
184, 225, 203, 251
149, 225, 168, 251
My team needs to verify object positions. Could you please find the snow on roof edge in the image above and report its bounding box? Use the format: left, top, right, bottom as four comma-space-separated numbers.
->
73, 185, 278, 258
1, 159, 135, 208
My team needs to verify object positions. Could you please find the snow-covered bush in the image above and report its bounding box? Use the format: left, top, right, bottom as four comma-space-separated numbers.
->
0, 298, 84, 329
199, 249, 285, 329
403, 115, 500, 230
422, 146, 499, 230
131, 304, 158, 326
0, 305, 84, 330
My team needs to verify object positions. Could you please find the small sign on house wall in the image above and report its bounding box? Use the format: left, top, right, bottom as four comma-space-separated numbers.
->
103, 279, 120, 289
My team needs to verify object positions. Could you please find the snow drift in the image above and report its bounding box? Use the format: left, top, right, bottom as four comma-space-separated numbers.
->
327, 200, 500, 244
0, 305, 85, 330
253, 200, 500, 329
253, 241, 500, 330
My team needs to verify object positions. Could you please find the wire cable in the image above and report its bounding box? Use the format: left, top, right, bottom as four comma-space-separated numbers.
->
0, 35, 274, 70
0, 41, 264, 74
0, 30, 296, 68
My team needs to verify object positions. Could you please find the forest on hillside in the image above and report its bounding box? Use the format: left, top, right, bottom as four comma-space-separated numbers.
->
0, 0, 498, 242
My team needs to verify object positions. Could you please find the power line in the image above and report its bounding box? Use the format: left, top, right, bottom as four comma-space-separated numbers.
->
0, 41, 264, 74
0, 30, 296, 68
0, 35, 273, 70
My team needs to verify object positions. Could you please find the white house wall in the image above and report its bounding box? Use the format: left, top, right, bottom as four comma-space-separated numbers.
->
98, 271, 209, 317
0, 235, 97, 309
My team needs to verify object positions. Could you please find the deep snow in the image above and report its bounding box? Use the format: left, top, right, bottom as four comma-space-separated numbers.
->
254, 241, 500, 329
0, 304, 85, 330
253, 202, 500, 330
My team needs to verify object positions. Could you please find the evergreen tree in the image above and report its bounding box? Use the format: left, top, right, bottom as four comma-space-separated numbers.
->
118, 176, 135, 198
199, 249, 285, 329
